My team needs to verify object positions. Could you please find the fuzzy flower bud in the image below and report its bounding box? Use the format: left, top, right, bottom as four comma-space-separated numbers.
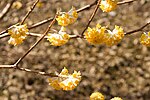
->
110, 97, 123, 100
104, 25, 124, 46
90, 92, 105, 100
47, 27, 70, 46
84, 24, 106, 45
56, 7, 78, 26
140, 32, 150, 46
100, 0, 117, 12
48, 67, 81, 91
8, 24, 28, 46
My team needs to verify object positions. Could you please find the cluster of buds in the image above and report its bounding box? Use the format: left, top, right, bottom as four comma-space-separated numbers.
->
56, 7, 78, 26
90, 92, 122, 100
111, 97, 123, 100
47, 27, 70, 46
90, 92, 105, 100
8, 24, 28, 46
84, 24, 106, 45
140, 32, 150, 46
48, 67, 81, 91
84, 24, 124, 46
100, 0, 117, 12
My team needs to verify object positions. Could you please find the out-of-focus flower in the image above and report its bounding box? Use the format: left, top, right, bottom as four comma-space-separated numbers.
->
84, 24, 106, 45
37, 2, 44, 8
56, 7, 78, 26
140, 32, 150, 46
104, 25, 124, 46
48, 67, 81, 91
100, 0, 117, 12
90, 92, 105, 100
110, 97, 123, 100
12, 1, 22, 9
47, 27, 70, 46
8, 24, 28, 46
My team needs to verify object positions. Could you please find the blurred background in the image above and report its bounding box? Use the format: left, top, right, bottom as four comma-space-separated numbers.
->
0, 0, 150, 100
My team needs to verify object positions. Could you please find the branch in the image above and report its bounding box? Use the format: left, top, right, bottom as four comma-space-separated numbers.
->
0, 65, 58, 77
0, 0, 16, 20
28, 17, 53, 29
14, 13, 58, 66
20, 0, 39, 24
125, 22, 150, 35
117, 0, 139, 5
80, 0, 101, 36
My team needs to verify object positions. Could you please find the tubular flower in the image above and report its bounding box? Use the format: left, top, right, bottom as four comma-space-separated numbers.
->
104, 25, 124, 46
47, 27, 70, 46
84, 24, 106, 45
140, 32, 150, 46
48, 67, 81, 91
110, 97, 123, 100
100, 0, 117, 12
56, 7, 78, 26
8, 24, 28, 46
90, 92, 105, 100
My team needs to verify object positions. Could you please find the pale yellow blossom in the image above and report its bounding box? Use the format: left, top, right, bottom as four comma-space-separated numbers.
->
140, 32, 150, 46
100, 0, 117, 12
48, 67, 81, 91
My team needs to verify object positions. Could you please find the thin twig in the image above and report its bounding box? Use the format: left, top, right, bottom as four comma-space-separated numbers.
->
28, 17, 53, 29
117, 0, 139, 5
125, 22, 150, 35
20, 0, 39, 24
80, 0, 101, 36
14, 13, 58, 66
77, 0, 98, 13
0, 65, 58, 77
0, 0, 16, 20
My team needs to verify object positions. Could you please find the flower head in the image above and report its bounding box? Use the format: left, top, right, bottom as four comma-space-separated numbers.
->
110, 97, 123, 100
8, 24, 28, 46
56, 7, 78, 26
84, 24, 106, 45
90, 92, 105, 100
47, 27, 70, 46
140, 32, 150, 46
48, 67, 81, 91
100, 0, 117, 12
104, 25, 124, 46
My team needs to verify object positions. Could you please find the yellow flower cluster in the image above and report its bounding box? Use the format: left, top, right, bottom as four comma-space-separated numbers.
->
140, 32, 150, 46
110, 97, 123, 100
90, 92, 123, 100
105, 25, 124, 46
90, 92, 105, 100
48, 67, 81, 91
100, 0, 117, 12
47, 27, 70, 46
56, 7, 78, 26
8, 24, 28, 46
84, 24, 106, 45
84, 24, 124, 46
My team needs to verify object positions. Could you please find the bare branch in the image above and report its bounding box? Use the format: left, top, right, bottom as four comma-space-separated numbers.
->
0, 65, 58, 77
28, 17, 53, 29
20, 0, 39, 24
0, 0, 16, 20
125, 22, 150, 35
117, 0, 139, 5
